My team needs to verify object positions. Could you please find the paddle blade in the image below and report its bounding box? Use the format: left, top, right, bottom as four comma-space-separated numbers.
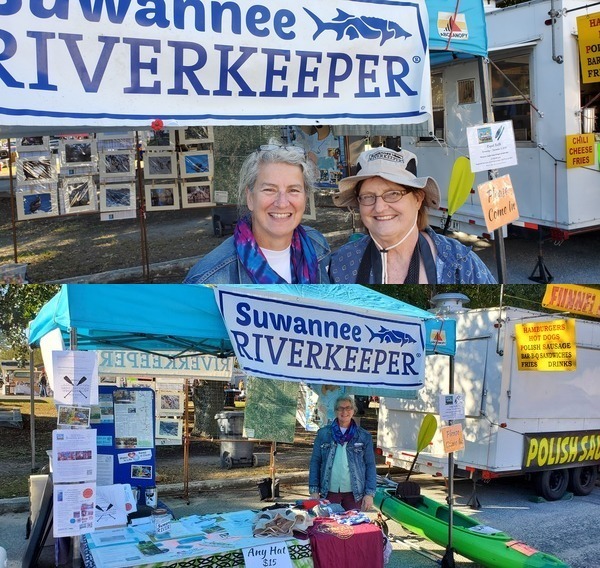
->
416, 413, 437, 453
447, 156, 475, 216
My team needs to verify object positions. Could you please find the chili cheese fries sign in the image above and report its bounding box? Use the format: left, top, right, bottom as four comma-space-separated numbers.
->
523, 430, 600, 471
514, 319, 576, 371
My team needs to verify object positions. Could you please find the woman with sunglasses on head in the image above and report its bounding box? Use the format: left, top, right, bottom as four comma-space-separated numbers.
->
330, 147, 496, 284
309, 394, 377, 512
184, 143, 330, 284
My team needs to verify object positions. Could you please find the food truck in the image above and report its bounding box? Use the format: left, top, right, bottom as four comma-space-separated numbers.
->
396, 0, 599, 239
377, 294, 600, 501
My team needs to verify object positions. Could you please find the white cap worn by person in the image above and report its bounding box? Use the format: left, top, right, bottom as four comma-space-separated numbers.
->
332, 147, 441, 209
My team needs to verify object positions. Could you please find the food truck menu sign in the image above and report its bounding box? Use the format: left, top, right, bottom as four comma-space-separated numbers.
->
216, 287, 426, 389
514, 319, 576, 372
577, 12, 600, 84
523, 430, 600, 471
565, 133, 596, 169
0, 0, 432, 128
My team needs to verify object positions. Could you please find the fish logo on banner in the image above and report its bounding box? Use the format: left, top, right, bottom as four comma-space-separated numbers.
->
305, 9, 412, 46
366, 325, 417, 346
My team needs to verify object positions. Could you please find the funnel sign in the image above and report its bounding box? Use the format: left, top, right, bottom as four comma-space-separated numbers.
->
216, 287, 426, 389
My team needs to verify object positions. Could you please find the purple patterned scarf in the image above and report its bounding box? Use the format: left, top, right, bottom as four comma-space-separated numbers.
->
233, 215, 319, 283
331, 418, 358, 445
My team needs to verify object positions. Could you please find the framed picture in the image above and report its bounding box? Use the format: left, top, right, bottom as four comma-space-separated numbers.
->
61, 176, 98, 214
156, 418, 183, 440
15, 185, 59, 220
99, 182, 136, 212
16, 136, 50, 152
16, 154, 55, 185
57, 405, 91, 428
144, 129, 175, 151
98, 151, 136, 178
144, 152, 176, 179
181, 181, 214, 208
59, 139, 96, 166
145, 183, 179, 211
303, 191, 316, 221
179, 126, 214, 145
179, 150, 213, 179
158, 392, 184, 416
96, 132, 136, 152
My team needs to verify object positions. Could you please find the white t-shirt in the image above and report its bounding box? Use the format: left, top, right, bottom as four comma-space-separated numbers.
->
261, 246, 292, 283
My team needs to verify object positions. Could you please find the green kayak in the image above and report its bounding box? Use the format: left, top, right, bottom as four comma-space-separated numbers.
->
375, 487, 569, 568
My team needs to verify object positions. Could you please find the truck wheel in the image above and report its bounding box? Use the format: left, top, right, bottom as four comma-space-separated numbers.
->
534, 469, 569, 501
568, 466, 598, 496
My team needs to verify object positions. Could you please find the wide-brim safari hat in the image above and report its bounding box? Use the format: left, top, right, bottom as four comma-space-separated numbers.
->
332, 148, 441, 209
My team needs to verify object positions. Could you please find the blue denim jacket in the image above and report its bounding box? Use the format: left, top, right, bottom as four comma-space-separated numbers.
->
309, 424, 377, 502
330, 227, 496, 284
183, 226, 331, 284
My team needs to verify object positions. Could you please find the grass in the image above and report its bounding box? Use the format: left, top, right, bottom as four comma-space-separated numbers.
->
0, 397, 57, 499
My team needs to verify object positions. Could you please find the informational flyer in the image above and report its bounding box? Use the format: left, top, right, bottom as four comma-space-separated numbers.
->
53, 482, 96, 537
95, 484, 128, 529
439, 394, 465, 422
114, 389, 154, 448
52, 350, 99, 406
466, 120, 517, 172
52, 429, 97, 483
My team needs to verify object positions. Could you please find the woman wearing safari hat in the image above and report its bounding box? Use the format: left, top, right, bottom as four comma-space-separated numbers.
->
330, 147, 496, 284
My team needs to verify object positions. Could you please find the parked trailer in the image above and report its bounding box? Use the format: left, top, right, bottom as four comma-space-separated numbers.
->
377, 298, 600, 501
399, 0, 599, 239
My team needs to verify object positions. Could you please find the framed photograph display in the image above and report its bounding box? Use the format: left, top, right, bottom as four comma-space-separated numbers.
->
158, 392, 184, 416
59, 139, 96, 166
16, 136, 50, 152
98, 151, 136, 178
181, 181, 213, 208
16, 154, 56, 186
179, 126, 214, 145
156, 418, 183, 440
96, 132, 136, 152
99, 182, 136, 212
61, 176, 98, 214
144, 129, 175, 151
145, 183, 179, 211
144, 152, 176, 179
16, 184, 59, 220
179, 150, 213, 179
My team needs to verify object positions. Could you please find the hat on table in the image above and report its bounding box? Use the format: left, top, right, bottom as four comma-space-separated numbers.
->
332, 148, 441, 209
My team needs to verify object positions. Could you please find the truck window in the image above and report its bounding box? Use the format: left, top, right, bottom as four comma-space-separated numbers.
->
490, 53, 532, 141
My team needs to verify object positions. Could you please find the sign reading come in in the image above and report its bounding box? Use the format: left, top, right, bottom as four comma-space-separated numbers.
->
514, 319, 576, 372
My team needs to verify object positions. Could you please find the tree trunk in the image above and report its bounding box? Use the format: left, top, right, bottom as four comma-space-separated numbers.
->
191, 380, 228, 438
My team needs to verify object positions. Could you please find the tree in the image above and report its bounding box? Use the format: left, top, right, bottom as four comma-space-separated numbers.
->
191, 379, 229, 438
0, 284, 59, 365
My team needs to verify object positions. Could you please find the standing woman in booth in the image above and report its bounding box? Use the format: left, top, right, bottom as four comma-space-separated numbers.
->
309, 395, 377, 512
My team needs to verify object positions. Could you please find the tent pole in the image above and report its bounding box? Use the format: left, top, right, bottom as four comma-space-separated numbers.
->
183, 378, 190, 503
135, 131, 151, 282
7, 138, 19, 263
443, 355, 456, 568
30, 349, 36, 472
477, 56, 507, 284
270, 441, 277, 500
69, 328, 81, 568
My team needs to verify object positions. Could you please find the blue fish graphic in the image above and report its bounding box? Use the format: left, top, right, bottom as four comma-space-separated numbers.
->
366, 325, 417, 346
304, 8, 412, 46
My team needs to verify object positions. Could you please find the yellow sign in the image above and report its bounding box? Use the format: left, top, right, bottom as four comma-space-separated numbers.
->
577, 13, 600, 83
441, 423, 465, 453
514, 319, 576, 372
542, 284, 600, 318
523, 430, 600, 471
477, 174, 519, 232
565, 133, 595, 168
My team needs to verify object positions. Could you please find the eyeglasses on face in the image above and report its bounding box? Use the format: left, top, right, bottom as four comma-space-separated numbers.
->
357, 188, 411, 206
336, 405, 354, 412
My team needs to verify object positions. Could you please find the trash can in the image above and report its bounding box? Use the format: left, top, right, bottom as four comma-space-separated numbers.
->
214, 411, 257, 469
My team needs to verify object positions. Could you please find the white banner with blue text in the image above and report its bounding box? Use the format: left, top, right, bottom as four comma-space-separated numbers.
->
0, 0, 431, 128
216, 287, 426, 389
